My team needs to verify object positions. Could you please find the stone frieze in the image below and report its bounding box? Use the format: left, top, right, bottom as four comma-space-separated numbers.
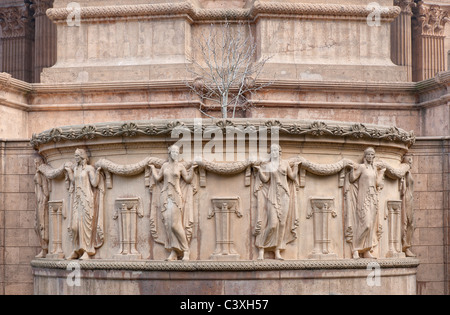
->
31, 119, 416, 149
46, 1, 401, 23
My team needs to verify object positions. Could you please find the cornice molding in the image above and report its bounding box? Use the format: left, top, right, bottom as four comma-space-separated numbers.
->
46, 1, 401, 24
0, 72, 33, 92
31, 258, 420, 272
415, 71, 450, 92
250, 1, 400, 20
29, 118, 416, 149
2, 72, 448, 114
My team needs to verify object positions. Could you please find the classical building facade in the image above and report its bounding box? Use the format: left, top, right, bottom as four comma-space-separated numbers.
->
0, 0, 449, 295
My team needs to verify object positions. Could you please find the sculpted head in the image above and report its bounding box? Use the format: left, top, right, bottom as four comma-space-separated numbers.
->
168, 145, 180, 162
363, 147, 376, 164
402, 154, 413, 166
75, 148, 89, 165
270, 144, 282, 160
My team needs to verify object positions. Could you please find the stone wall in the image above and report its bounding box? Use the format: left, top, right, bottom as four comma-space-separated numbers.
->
409, 138, 449, 295
40, 0, 406, 84
0, 133, 448, 296
2, 134, 443, 295
0, 72, 446, 295
0, 140, 39, 295
0, 141, 3, 295
0, 0, 449, 296
446, 139, 450, 295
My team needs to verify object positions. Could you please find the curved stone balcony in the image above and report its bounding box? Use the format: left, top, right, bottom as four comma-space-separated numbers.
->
31, 118, 419, 295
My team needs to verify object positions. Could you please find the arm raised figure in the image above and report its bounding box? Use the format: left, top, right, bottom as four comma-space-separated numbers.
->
150, 164, 164, 182
253, 165, 270, 183
64, 162, 74, 182
349, 164, 362, 183
376, 165, 387, 191
287, 161, 300, 182
88, 166, 102, 188
181, 164, 198, 184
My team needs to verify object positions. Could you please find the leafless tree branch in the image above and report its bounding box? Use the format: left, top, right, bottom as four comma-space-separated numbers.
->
185, 20, 272, 119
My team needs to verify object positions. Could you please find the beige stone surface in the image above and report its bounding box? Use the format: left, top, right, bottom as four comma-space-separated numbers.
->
31, 259, 419, 295
0, 141, 39, 295
0, 0, 448, 297
27, 119, 414, 263
41, 0, 404, 83
409, 138, 449, 295
0, 75, 428, 140
14, 123, 444, 295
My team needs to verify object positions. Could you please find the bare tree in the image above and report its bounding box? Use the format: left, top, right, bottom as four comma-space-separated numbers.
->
185, 20, 272, 119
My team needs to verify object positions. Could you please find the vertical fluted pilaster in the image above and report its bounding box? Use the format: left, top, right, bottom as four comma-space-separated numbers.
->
391, 0, 414, 81
412, 2, 450, 82
0, 1, 35, 83
31, 0, 56, 83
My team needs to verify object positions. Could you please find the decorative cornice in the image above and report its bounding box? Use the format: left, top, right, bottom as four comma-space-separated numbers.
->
31, 79, 417, 94
415, 71, 450, 92
31, 258, 420, 272
194, 7, 251, 21
0, 72, 32, 91
46, 1, 401, 24
413, 2, 450, 36
0, 73, 31, 111
46, 2, 194, 23
0, 73, 12, 92
3, 76, 446, 113
30, 119, 416, 149
250, 1, 401, 20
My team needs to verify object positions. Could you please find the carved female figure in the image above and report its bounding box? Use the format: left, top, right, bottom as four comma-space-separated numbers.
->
150, 145, 197, 261
345, 147, 386, 259
65, 149, 105, 260
34, 157, 50, 258
253, 144, 299, 260
401, 154, 416, 257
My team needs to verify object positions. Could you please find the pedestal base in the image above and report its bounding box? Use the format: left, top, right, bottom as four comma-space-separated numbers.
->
210, 254, 241, 261
45, 253, 65, 260
308, 253, 338, 260
113, 254, 143, 261
32, 258, 419, 295
386, 251, 406, 259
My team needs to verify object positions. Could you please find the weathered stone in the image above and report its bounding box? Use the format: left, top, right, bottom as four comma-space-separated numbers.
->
0, 0, 448, 296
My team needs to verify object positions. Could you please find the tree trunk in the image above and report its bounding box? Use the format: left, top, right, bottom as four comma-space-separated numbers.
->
221, 93, 228, 119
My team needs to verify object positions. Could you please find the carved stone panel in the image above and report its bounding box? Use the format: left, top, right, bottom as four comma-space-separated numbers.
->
47, 200, 65, 260
31, 119, 415, 262
113, 197, 144, 260
307, 198, 337, 260
208, 198, 242, 261
386, 200, 406, 259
